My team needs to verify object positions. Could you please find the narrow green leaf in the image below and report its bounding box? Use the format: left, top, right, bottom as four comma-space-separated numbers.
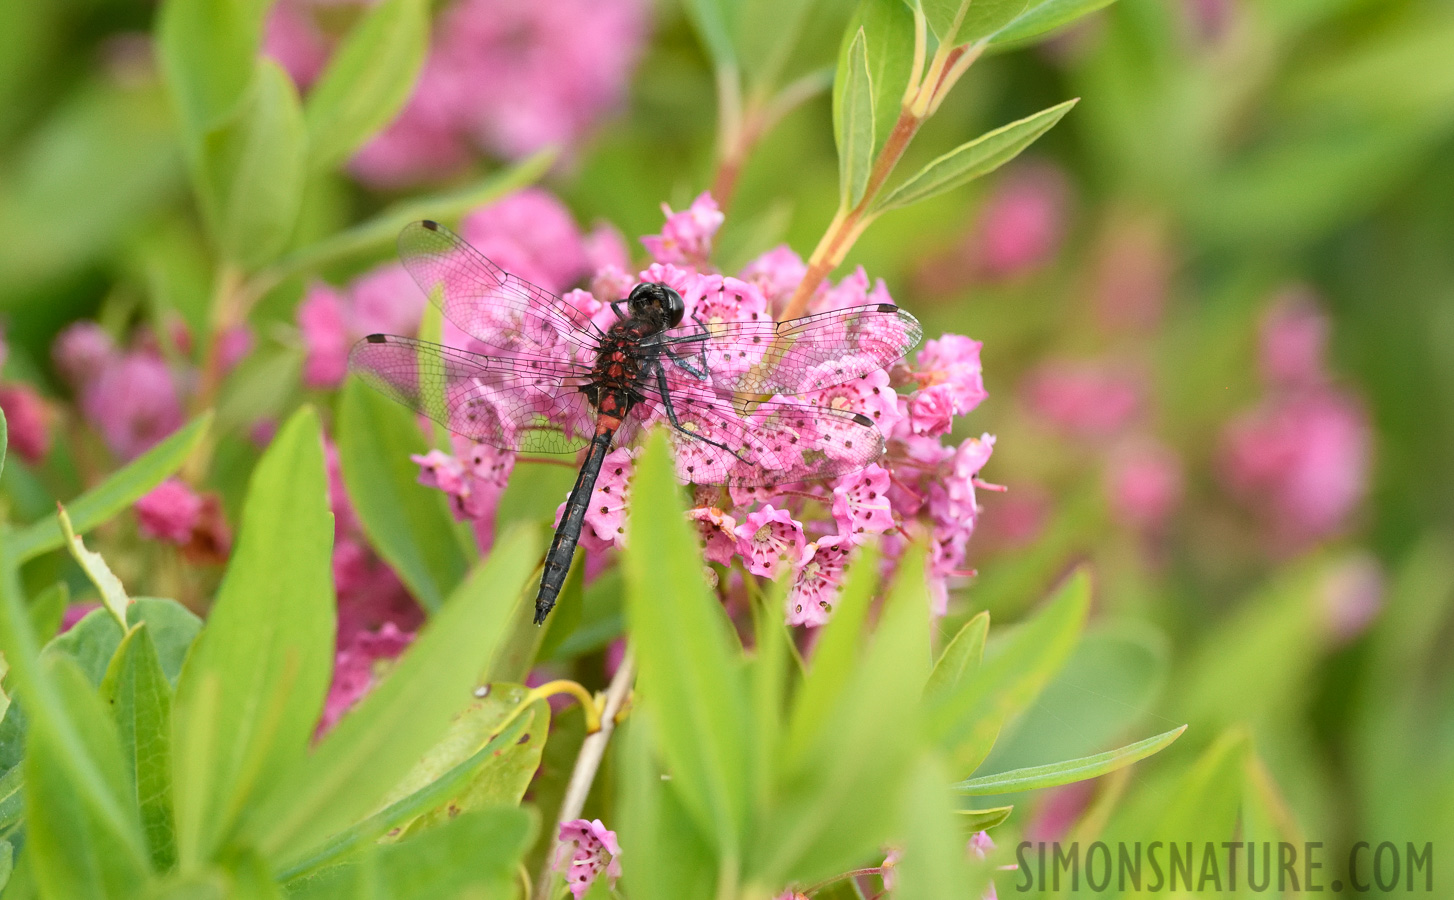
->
925, 611, 988, 701
126, 599, 203, 688
338, 377, 471, 613
101, 626, 178, 870
926, 567, 1089, 776
833, 27, 876, 207
58, 507, 130, 628
683, 0, 739, 71
893, 757, 987, 900
737, 0, 818, 92
28, 581, 69, 644
953, 725, 1186, 794
623, 431, 751, 862
304, 0, 430, 171
922, 0, 1027, 45
24, 655, 149, 898
196, 60, 308, 269
262, 148, 556, 285
43, 608, 124, 687
246, 525, 540, 866
850, 0, 917, 149
277, 713, 530, 881
875, 98, 1078, 212
156, 0, 269, 144
10, 413, 212, 563
990, 0, 1118, 45
955, 806, 1012, 831
0, 765, 24, 837
0, 406, 8, 480
171, 407, 336, 866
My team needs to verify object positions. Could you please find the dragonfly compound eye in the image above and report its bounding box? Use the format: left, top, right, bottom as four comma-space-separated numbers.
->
662, 286, 685, 326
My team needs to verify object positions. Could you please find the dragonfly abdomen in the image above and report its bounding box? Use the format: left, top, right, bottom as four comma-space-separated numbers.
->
535, 423, 618, 624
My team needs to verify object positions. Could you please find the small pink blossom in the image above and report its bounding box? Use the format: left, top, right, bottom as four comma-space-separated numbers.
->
217, 325, 254, 374
735, 505, 806, 577
298, 285, 354, 389
641, 192, 723, 267
913, 334, 988, 416
830, 465, 894, 544
135, 479, 205, 545
413, 440, 516, 544
584, 222, 631, 273
52, 322, 116, 387
462, 188, 591, 293
740, 245, 807, 313
1021, 360, 1142, 438
1319, 553, 1383, 644
1259, 287, 1330, 389
971, 162, 1068, 279
299, 264, 425, 389
0, 384, 51, 464
905, 384, 957, 436
1105, 438, 1183, 531
553, 818, 622, 899
787, 536, 851, 626
320, 622, 416, 733
81, 352, 185, 460
689, 507, 738, 566
554, 447, 634, 553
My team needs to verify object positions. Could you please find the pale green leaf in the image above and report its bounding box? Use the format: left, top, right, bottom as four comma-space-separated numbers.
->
58, 506, 130, 628
925, 611, 988, 701
101, 626, 178, 871
683, 0, 739, 71
833, 28, 876, 207
156, 0, 269, 143
893, 757, 988, 900
10, 413, 212, 563
171, 407, 336, 867
304, 0, 430, 170
850, 0, 917, 149
990, 0, 1118, 45
953, 725, 1186, 794
338, 377, 471, 613
922, 0, 1027, 45
875, 98, 1077, 212
956, 806, 1012, 831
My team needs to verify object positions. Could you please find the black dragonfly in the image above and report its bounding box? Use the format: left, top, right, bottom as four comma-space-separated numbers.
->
349, 220, 922, 623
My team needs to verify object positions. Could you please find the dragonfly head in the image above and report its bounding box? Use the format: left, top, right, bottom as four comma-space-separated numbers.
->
627, 282, 685, 328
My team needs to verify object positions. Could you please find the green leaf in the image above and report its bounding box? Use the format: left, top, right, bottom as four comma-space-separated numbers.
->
953, 725, 1186, 795
922, 0, 1027, 45
875, 98, 1077, 212
0, 406, 7, 480
925, 568, 1089, 777
304, 0, 430, 171
848, 0, 917, 149
126, 599, 203, 688
736, 0, 818, 92
58, 507, 130, 628
10, 413, 212, 564
261, 148, 556, 286
623, 432, 751, 863
43, 608, 124, 687
833, 27, 876, 207
287, 808, 533, 900
990, 0, 1118, 45
156, 0, 269, 144
338, 377, 471, 613
683, 0, 739, 71
245, 525, 541, 867
925, 610, 988, 701
171, 407, 336, 867
892, 757, 987, 900
0, 762, 24, 837
277, 713, 531, 881
385, 685, 549, 836
1108, 727, 1246, 848
24, 655, 149, 898
955, 806, 1012, 831
101, 626, 178, 871
195, 60, 308, 270
28, 581, 69, 645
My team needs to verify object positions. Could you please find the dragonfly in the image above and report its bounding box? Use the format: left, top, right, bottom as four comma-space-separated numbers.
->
349, 220, 923, 624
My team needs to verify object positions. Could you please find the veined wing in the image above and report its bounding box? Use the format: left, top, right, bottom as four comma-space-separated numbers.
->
626, 378, 885, 487
659, 303, 922, 396
397, 220, 602, 358
348, 334, 595, 454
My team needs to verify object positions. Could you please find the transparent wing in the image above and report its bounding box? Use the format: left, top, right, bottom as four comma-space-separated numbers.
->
623, 377, 886, 487
348, 334, 595, 454
659, 303, 922, 396
397, 220, 602, 359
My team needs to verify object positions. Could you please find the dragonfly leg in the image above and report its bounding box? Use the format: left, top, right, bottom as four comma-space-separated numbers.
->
660, 316, 712, 380
610, 300, 628, 320
653, 364, 750, 465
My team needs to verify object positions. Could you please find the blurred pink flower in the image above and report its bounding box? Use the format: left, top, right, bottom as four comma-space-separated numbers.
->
320, 622, 415, 732
1259, 287, 1330, 389
1219, 389, 1370, 546
735, 505, 806, 577
689, 506, 738, 566
61, 602, 101, 633
553, 818, 622, 899
740, 245, 808, 314
299, 263, 425, 389
971, 162, 1069, 279
217, 324, 255, 374
1022, 360, 1143, 438
53, 322, 117, 387
352, 0, 649, 185
462, 188, 591, 293
0, 384, 51, 464
641, 192, 724, 268
1319, 553, 1384, 644
135, 479, 205, 545
1089, 214, 1172, 334
262, 0, 333, 88
81, 352, 185, 460
1105, 438, 1183, 532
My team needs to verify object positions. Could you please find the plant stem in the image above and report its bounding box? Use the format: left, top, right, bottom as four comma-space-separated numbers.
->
534, 652, 637, 900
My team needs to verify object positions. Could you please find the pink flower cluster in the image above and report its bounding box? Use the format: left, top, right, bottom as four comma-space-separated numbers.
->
552, 818, 621, 898
408, 189, 997, 624
1218, 289, 1370, 547
267, 0, 650, 187
0, 328, 51, 465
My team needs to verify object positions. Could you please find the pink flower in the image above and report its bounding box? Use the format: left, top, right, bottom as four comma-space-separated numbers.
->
135, 479, 205, 545
217, 325, 254, 373
262, 0, 332, 89
1089, 214, 1171, 333
81, 352, 185, 460
641, 192, 723, 267
584, 222, 631, 273
971, 162, 1068, 279
735, 505, 807, 577
912, 334, 988, 416
830, 465, 894, 544
553, 818, 622, 899
740, 245, 807, 314
689, 507, 738, 566
969, 831, 1000, 900
1259, 287, 1330, 389
1104, 438, 1183, 531
1219, 388, 1370, 546
1021, 360, 1142, 438
905, 384, 957, 436
787, 536, 851, 626
320, 622, 416, 733
299, 264, 425, 389
413, 441, 516, 545
298, 285, 354, 389
0, 384, 51, 464
1320, 552, 1383, 644
53, 322, 116, 387
461, 189, 591, 293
